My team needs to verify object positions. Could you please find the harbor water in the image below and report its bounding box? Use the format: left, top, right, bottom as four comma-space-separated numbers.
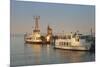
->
10, 34, 95, 66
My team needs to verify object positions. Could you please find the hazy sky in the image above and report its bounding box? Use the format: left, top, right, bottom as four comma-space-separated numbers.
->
11, 0, 95, 34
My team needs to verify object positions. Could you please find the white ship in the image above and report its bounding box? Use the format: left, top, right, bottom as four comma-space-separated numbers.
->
54, 32, 94, 51
24, 16, 53, 44
24, 16, 42, 44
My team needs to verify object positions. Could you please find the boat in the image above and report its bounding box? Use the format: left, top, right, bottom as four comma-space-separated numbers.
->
54, 32, 94, 51
24, 32, 42, 44
24, 16, 53, 44
24, 16, 42, 44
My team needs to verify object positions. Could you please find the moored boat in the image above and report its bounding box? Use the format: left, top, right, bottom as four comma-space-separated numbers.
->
24, 16, 42, 44
24, 16, 53, 44
54, 32, 94, 51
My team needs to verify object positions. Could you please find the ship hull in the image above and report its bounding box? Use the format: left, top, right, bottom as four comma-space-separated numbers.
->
54, 46, 90, 51
25, 41, 42, 44
25, 40, 50, 44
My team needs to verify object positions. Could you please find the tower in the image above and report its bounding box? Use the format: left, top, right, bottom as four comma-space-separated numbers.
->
47, 25, 52, 35
33, 16, 40, 33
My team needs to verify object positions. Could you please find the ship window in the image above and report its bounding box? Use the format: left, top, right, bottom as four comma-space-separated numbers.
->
64, 42, 71, 46
66, 42, 67, 46
66, 42, 68, 46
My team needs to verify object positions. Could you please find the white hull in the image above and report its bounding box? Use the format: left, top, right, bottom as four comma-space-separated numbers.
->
25, 39, 42, 43
24, 37, 50, 44
24, 36, 42, 43
54, 46, 90, 51
25, 38, 42, 42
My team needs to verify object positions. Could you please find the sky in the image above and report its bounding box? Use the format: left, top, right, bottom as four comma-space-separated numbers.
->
11, 0, 95, 35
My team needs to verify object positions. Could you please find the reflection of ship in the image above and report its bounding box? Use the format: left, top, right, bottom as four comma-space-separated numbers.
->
54, 32, 94, 51
24, 16, 53, 44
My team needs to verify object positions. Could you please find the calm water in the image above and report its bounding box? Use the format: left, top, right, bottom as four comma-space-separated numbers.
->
10, 35, 95, 66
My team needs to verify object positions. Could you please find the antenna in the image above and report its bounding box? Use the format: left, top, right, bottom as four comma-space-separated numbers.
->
91, 28, 92, 36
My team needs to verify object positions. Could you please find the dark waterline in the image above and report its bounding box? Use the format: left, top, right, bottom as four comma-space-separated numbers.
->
10, 35, 95, 67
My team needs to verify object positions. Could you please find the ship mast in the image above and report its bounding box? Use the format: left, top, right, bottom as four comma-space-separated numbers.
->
33, 16, 40, 33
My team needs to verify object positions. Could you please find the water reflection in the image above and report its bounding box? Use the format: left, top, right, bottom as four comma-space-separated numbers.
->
24, 44, 42, 64
23, 43, 94, 65
55, 49, 87, 62
32, 44, 41, 64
